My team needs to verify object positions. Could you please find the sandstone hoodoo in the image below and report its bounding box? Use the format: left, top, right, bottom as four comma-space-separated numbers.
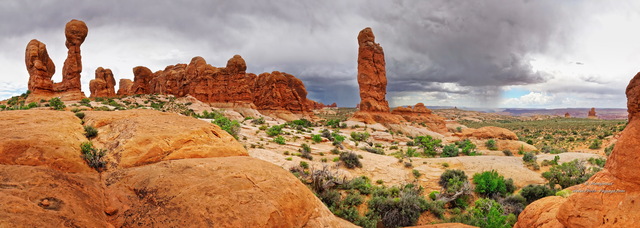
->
356, 27, 389, 113
117, 79, 133, 96
89, 67, 116, 98
515, 72, 640, 227
25, 19, 88, 102
564, 112, 571, 118
587, 107, 597, 119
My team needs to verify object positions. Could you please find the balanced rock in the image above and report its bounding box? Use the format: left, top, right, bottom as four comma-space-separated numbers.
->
89, 67, 116, 98
56, 19, 88, 92
357, 27, 389, 112
515, 72, 640, 227
117, 79, 133, 96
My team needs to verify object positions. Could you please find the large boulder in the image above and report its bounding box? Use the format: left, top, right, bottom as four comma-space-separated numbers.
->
89, 67, 116, 98
0, 110, 93, 173
456, 126, 519, 140
82, 109, 247, 168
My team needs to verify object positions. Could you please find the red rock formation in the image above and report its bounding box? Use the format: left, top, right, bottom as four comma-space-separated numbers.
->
392, 103, 447, 133
25, 40, 55, 94
357, 27, 389, 112
89, 67, 116, 98
253, 71, 312, 113
117, 79, 133, 96
25, 20, 87, 102
515, 72, 640, 227
328, 102, 337, 108
564, 112, 571, 118
131, 66, 153, 95
587, 107, 597, 119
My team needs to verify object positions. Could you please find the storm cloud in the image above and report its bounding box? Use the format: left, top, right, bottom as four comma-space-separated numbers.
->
0, 0, 636, 108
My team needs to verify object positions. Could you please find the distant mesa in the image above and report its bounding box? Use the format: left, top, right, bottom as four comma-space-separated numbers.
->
350, 27, 447, 133
25, 19, 88, 102
587, 107, 597, 119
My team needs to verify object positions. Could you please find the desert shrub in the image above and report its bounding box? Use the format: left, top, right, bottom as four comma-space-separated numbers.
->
312, 134, 322, 143
266, 125, 284, 136
555, 189, 572, 197
80, 141, 106, 170
367, 185, 429, 227
472, 170, 514, 198
326, 119, 341, 128
502, 150, 513, 156
441, 144, 459, 157
250, 117, 265, 124
414, 136, 442, 157
287, 119, 313, 130
523, 152, 536, 163
501, 194, 526, 216
75, 112, 85, 119
588, 157, 606, 167
350, 131, 370, 142
342, 176, 373, 195
439, 169, 469, 194
520, 184, 555, 204
485, 139, 498, 150
340, 151, 362, 169
79, 98, 92, 107
412, 169, 422, 178
48, 97, 66, 110
429, 191, 440, 200
84, 125, 98, 139
299, 161, 309, 169
212, 116, 240, 139
273, 136, 286, 145
455, 139, 477, 155
469, 198, 516, 228
362, 147, 384, 155
589, 139, 602, 149
319, 189, 341, 208
605, 144, 615, 156
542, 159, 594, 189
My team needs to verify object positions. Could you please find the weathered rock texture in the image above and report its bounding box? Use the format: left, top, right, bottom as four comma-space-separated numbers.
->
588, 107, 597, 119
89, 67, 116, 98
456, 126, 519, 140
357, 27, 389, 112
117, 79, 133, 96
392, 103, 447, 133
25, 20, 87, 102
515, 71, 640, 227
0, 110, 93, 173
0, 109, 352, 227
564, 112, 571, 118
123, 55, 315, 118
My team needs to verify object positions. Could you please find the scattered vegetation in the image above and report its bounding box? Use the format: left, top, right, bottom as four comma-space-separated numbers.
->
542, 159, 596, 189
485, 139, 498, 150
519, 184, 555, 204
48, 97, 66, 110
273, 136, 286, 145
80, 141, 106, 170
84, 125, 98, 139
339, 151, 362, 169
472, 170, 515, 198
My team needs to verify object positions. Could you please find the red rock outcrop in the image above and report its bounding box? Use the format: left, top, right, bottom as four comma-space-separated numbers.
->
564, 112, 571, 118
253, 71, 312, 112
515, 72, 640, 227
89, 67, 116, 98
357, 27, 389, 112
25, 20, 87, 102
456, 126, 519, 140
587, 107, 597, 119
131, 66, 153, 95
392, 103, 447, 133
0, 109, 352, 227
117, 79, 133, 96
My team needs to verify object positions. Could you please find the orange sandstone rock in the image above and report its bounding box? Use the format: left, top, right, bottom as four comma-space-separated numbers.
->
89, 67, 116, 98
357, 27, 389, 112
392, 103, 448, 133
117, 79, 133, 96
456, 126, 519, 140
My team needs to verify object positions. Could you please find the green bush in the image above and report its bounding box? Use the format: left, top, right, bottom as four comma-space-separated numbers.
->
80, 141, 106, 170
523, 152, 536, 163
84, 125, 98, 139
75, 112, 85, 119
414, 135, 442, 157
350, 131, 370, 142
312, 134, 322, 143
520, 184, 555, 204
48, 97, 66, 110
340, 151, 362, 169
542, 159, 594, 189
441, 144, 459, 157
299, 143, 313, 160
469, 198, 515, 228
273, 136, 286, 145
412, 169, 422, 178
555, 189, 572, 198
502, 150, 513, 156
362, 147, 384, 155
589, 139, 602, 149
250, 117, 265, 124
367, 185, 428, 227
485, 139, 498, 150
79, 98, 91, 107
605, 144, 615, 156
299, 161, 309, 169
472, 170, 514, 197
266, 125, 284, 136
439, 169, 469, 194
588, 157, 606, 168
456, 139, 477, 155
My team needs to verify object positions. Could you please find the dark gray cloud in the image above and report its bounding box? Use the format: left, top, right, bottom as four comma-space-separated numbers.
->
0, 0, 621, 108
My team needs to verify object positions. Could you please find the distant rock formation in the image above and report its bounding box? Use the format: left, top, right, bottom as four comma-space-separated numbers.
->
350, 28, 446, 131
89, 67, 116, 98
587, 107, 597, 119
117, 79, 133, 96
25, 19, 87, 102
515, 71, 640, 227
564, 112, 571, 118
356, 27, 389, 112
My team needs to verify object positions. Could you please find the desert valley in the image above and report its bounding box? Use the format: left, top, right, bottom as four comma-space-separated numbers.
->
2, 2, 640, 228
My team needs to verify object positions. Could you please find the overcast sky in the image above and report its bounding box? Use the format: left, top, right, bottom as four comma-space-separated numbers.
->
1, 0, 639, 108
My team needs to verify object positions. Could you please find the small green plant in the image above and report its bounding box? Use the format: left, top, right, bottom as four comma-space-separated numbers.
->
312, 134, 322, 143
472, 170, 513, 197
412, 169, 422, 178
502, 150, 513, 156
340, 151, 362, 169
266, 125, 284, 136
80, 141, 106, 170
48, 97, 66, 110
523, 152, 536, 163
520, 184, 555, 204
212, 116, 241, 139
350, 131, 370, 142
79, 98, 92, 107
299, 161, 309, 169
442, 162, 450, 168
485, 139, 498, 150
589, 139, 602, 149
75, 112, 85, 119
441, 144, 459, 157
273, 136, 286, 145
84, 125, 98, 139
555, 189, 572, 198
